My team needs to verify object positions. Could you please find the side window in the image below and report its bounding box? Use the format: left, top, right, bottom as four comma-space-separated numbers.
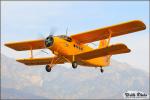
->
79, 47, 81, 50
76, 46, 79, 49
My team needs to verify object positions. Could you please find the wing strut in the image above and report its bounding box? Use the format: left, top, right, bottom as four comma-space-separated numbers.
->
30, 46, 33, 58
107, 29, 112, 46
49, 56, 61, 68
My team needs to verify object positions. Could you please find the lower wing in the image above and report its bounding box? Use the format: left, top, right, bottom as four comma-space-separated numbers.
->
17, 56, 66, 65
75, 43, 130, 60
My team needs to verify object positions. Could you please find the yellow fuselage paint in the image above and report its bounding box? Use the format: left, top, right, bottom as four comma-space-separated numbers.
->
48, 37, 110, 67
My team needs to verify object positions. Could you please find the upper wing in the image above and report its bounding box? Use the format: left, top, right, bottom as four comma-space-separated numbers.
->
75, 44, 130, 60
17, 56, 66, 65
71, 20, 146, 44
5, 39, 45, 51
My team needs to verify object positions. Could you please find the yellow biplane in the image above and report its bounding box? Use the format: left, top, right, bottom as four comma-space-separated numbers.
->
5, 20, 146, 73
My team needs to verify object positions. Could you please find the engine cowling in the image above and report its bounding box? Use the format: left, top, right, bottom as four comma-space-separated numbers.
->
45, 36, 54, 47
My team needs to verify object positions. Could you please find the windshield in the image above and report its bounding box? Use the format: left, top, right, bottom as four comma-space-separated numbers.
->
58, 35, 72, 42
58, 35, 68, 39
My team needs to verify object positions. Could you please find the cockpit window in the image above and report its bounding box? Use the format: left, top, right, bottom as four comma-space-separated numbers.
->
58, 35, 72, 42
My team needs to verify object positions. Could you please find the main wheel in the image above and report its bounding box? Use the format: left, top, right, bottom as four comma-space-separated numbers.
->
72, 61, 78, 69
45, 65, 51, 72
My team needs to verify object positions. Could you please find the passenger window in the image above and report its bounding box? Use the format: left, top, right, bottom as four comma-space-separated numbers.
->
79, 47, 81, 50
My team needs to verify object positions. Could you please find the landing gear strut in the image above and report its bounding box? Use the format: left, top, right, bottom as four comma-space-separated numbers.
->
100, 67, 104, 73
72, 61, 78, 69
45, 65, 51, 72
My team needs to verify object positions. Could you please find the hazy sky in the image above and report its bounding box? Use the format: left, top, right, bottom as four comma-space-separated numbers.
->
1, 1, 149, 72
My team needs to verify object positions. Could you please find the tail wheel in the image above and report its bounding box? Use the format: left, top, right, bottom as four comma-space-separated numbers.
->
100, 67, 104, 73
72, 61, 78, 69
45, 65, 51, 72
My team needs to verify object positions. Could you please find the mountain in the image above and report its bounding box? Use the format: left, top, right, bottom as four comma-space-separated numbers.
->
1, 87, 46, 99
1, 54, 149, 99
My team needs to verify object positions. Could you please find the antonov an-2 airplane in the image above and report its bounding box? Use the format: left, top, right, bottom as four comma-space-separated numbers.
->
5, 20, 146, 73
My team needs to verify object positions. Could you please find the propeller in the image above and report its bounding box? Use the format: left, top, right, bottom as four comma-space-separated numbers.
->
91, 42, 97, 46
41, 50, 49, 54
37, 32, 46, 39
37, 27, 57, 40
87, 42, 98, 48
49, 27, 57, 36
66, 26, 68, 36
33, 49, 50, 57
36, 26, 71, 56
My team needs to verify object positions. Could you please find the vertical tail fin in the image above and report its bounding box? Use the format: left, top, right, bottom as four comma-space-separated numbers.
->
99, 39, 111, 66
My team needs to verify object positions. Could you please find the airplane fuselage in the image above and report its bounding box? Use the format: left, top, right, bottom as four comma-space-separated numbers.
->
47, 36, 110, 67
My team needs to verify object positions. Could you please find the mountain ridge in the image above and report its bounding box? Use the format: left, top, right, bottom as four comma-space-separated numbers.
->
1, 53, 149, 99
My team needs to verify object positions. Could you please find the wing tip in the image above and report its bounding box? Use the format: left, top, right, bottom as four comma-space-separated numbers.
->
4, 43, 21, 51
121, 44, 131, 53
127, 48, 131, 53
4, 43, 17, 50
4, 43, 9, 46
111, 43, 131, 53
16, 59, 24, 62
133, 20, 146, 30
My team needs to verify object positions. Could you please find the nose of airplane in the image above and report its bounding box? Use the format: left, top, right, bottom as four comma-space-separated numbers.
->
45, 35, 54, 47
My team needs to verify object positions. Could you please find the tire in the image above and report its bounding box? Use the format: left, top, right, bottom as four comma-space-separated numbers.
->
45, 65, 51, 72
100, 67, 104, 73
72, 61, 78, 69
